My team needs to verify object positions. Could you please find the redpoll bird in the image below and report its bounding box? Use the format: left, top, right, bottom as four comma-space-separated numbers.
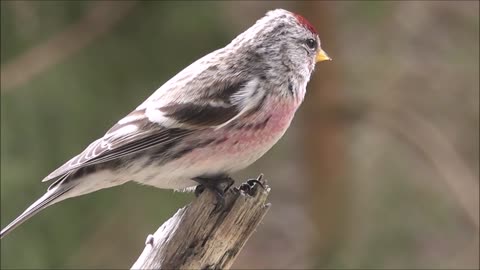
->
1, 9, 331, 239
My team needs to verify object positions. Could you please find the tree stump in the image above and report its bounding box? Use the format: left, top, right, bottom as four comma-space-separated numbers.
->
132, 176, 271, 269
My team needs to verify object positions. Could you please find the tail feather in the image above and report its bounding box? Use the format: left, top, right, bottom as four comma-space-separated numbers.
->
1, 186, 70, 239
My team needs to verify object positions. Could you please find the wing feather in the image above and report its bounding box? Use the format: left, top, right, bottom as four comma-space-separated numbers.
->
43, 76, 263, 182
43, 120, 191, 182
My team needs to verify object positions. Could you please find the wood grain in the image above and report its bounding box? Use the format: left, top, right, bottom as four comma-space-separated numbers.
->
132, 178, 271, 269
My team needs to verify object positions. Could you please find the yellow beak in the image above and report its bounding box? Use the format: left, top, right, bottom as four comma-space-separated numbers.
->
316, 48, 332, 62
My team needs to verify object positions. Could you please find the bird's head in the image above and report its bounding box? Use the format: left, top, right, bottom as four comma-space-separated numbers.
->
229, 9, 331, 81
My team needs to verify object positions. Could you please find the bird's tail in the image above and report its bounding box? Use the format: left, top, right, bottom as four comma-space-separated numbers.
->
1, 180, 71, 239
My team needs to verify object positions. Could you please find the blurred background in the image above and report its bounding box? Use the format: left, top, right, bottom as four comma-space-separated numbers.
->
1, 1, 478, 269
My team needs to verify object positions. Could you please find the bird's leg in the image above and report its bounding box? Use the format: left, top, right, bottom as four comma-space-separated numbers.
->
193, 174, 235, 211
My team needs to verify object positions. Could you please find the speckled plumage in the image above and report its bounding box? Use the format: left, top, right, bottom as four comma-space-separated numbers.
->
1, 9, 330, 239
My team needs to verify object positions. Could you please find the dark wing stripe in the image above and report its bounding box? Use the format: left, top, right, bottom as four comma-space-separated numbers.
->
158, 80, 249, 126
207, 80, 247, 100
160, 103, 240, 126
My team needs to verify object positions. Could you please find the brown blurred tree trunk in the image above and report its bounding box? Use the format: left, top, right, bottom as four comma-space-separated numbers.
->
297, 2, 349, 265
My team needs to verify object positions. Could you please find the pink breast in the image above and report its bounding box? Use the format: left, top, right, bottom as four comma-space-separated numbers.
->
218, 99, 297, 155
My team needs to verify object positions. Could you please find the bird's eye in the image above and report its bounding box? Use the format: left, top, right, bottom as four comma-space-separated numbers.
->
306, 38, 317, 50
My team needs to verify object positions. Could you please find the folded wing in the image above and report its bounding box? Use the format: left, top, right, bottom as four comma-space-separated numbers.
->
42, 77, 263, 182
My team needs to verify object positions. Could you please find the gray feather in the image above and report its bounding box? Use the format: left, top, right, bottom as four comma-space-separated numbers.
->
1, 174, 73, 239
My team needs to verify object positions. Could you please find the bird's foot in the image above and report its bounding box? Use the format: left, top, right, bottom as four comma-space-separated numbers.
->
193, 175, 235, 212
237, 174, 265, 195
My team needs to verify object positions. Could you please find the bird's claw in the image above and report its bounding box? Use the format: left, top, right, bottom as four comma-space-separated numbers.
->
239, 174, 265, 195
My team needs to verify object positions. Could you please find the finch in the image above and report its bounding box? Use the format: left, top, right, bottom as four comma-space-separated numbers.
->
1, 9, 331, 239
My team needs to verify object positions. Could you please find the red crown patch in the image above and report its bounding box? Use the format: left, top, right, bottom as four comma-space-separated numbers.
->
293, 13, 317, 35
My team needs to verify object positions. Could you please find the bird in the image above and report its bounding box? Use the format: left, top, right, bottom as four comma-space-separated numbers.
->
0, 9, 331, 239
